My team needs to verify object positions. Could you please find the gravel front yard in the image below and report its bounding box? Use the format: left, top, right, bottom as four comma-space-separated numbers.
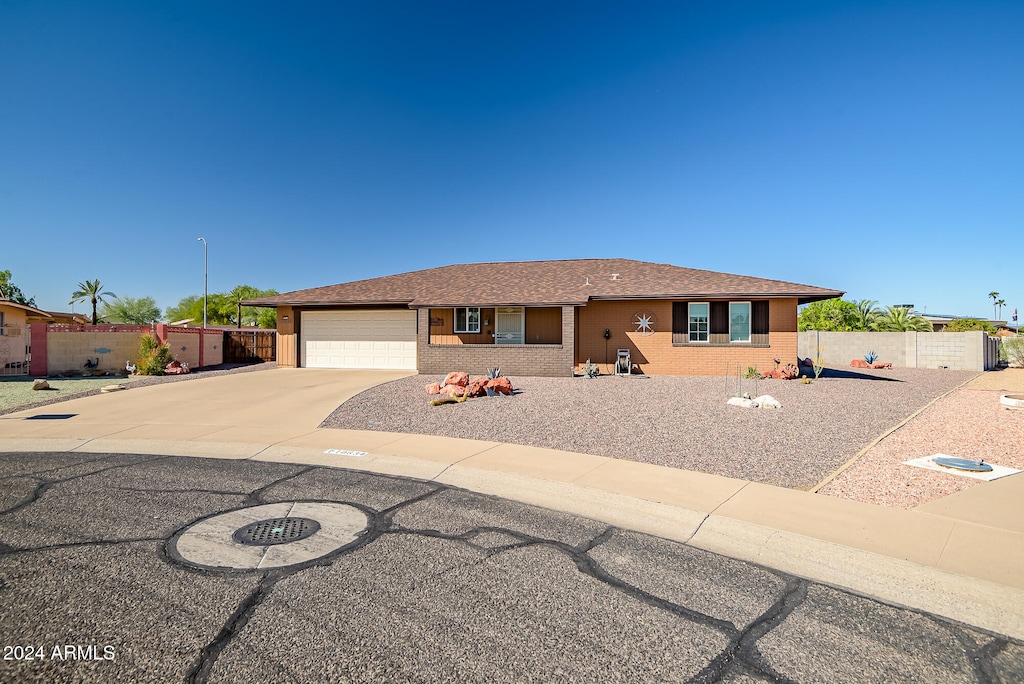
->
821, 370, 1024, 508
321, 368, 976, 489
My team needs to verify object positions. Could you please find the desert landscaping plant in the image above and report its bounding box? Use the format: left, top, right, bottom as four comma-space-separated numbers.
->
865, 350, 878, 365
743, 366, 759, 379
813, 345, 825, 379
70, 279, 117, 325
1003, 337, 1024, 367
135, 333, 174, 375
877, 306, 932, 332
798, 298, 859, 331
99, 296, 162, 324
943, 317, 996, 333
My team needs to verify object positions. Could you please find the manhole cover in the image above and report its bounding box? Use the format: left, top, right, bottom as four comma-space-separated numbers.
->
232, 517, 321, 546
934, 456, 993, 473
168, 501, 370, 571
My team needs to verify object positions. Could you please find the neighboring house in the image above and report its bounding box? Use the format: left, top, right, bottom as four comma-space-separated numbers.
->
0, 297, 56, 374
43, 311, 91, 325
246, 259, 843, 377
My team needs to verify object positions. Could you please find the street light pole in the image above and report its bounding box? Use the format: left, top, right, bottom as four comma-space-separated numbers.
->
197, 237, 208, 328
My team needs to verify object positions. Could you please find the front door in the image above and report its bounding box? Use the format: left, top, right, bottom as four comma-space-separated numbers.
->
495, 307, 524, 345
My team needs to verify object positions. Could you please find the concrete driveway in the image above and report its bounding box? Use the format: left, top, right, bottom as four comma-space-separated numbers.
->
0, 368, 415, 456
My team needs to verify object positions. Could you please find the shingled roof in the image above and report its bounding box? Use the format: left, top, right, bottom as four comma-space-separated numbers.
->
246, 259, 844, 308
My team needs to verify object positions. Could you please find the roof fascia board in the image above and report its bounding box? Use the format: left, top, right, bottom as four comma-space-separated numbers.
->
412, 300, 585, 308
588, 292, 843, 301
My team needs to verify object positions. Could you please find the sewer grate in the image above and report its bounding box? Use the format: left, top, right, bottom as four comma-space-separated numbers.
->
232, 517, 321, 546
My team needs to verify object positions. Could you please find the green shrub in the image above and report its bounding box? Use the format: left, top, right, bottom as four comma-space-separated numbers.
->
944, 317, 996, 333
136, 333, 173, 375
1003, 337, 1024, 367
743, 366, 759, 379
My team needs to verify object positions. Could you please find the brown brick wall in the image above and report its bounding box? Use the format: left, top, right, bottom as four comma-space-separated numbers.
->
576, 298, 799, 376
417, 306, 575, 377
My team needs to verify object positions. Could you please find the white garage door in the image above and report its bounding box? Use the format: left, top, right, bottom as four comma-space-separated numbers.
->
301, 310, 417, 370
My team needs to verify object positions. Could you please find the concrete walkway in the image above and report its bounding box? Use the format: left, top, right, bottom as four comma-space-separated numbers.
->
1, 368, 1022, 640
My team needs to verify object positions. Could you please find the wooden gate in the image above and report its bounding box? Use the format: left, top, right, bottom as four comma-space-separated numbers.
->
224, 330, 276, 363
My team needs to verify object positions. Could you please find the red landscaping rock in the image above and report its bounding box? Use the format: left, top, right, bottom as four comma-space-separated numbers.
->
850, 359, 870, 368
467, 377, 489, 397
444, 371, 469, 387
870, 361, 893, 369
425, 382, 441, 395
486, 377, 513, 395
440, 384, 467, 397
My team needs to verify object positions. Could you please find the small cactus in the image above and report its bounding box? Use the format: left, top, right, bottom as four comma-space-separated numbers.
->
486, 367, 503, 379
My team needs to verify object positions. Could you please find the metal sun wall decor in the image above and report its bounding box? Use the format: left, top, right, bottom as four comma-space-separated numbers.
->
634, 311, 656, 336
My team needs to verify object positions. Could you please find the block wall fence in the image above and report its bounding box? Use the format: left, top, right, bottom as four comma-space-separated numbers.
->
798, 331, 999, 371
29, 324, 224, 376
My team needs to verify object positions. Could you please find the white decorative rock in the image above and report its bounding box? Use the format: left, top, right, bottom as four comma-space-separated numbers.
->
32, 379, 49, 391
727, 397, 757, 408
754, 394, 782, 409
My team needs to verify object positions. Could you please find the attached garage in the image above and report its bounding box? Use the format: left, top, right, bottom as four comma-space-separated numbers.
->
300, 310, 417, 370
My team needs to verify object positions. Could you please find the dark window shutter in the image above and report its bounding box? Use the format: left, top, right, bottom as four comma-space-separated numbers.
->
752, 301, 769, 335
710, 302, 729, 335
672, 302, 687, 336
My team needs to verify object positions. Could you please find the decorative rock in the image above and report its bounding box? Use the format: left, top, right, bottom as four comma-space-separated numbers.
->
850, 359, 870, 368
443, 371, 469, 387
870, 361, 892, 369
440, 384, 467, 397
32, 379, 49, 391
754, 394, 782, 409
727, 397, 758, 408
486, 377, 513, 395
466, 377, 489, 397
425, 383, 441, 395
101, 384, 126, 393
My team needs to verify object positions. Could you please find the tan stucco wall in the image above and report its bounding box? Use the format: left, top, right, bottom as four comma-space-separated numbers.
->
0, 305, 29, 328
576, 298, 799, 376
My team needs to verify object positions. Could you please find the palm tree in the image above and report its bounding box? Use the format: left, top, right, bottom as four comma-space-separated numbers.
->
70, 279, 116, 325
878, 305, 932, 332
989, 291, 1000, 320
996, 299, 1006, 320
853, 300, 881, 331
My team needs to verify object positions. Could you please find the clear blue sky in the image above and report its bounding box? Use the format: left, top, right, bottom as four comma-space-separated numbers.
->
2, 0, 1021, 322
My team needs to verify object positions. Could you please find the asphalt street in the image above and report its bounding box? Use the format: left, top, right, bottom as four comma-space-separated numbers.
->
0, 451, 1021, 683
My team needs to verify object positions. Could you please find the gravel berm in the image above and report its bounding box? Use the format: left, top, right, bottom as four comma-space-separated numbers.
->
321, 368, 976, 489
